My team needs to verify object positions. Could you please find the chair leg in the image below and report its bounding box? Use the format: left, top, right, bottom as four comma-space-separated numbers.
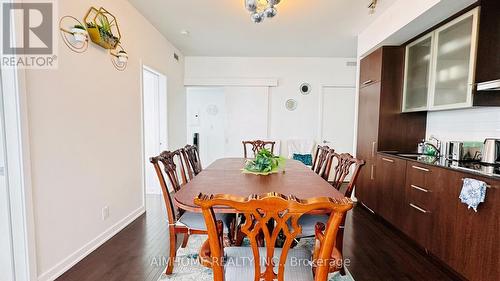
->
166, 228, 177, 275
336, 226, 345, 276
181, 232, 190, 248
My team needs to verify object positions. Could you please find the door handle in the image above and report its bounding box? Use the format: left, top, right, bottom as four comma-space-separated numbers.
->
363, 79, 374, 85
411, 184, 429, 193
409, 203, 429, 214
382, 157, 395, 163
412, 165, 430, 172
370, 165, 375, 180
371, 142, 377, 158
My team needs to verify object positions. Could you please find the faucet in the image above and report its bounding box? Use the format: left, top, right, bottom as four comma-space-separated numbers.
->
425, 136, 442, 157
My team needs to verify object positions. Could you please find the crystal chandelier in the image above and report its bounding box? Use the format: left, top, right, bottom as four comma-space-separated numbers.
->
244, 0, 281, 23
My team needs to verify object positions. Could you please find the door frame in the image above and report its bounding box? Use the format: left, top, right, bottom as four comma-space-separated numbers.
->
317, 84, 356, 148
140, 64, 168, 200
0, 6, 38, 281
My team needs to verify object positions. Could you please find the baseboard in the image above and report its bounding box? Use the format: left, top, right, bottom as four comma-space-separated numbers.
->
37, 206, 146, 281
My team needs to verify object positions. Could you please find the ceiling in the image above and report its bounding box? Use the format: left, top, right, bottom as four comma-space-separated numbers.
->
127, 0, 397, 57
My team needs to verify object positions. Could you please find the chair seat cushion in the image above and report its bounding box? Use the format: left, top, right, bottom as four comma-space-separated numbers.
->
296, 214, 330, 237
177, 212, 231, 233
224, 247, 313, 281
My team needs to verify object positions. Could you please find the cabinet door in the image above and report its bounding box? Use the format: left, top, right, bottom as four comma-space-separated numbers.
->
355, 82, 381, 211
375, 155, 407, 227
429, 8, 479, 110
402, 34, 433, 112
359, 48, 383, 88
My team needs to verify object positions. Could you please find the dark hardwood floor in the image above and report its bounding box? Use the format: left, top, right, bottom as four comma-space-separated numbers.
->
57, 195, 458, 281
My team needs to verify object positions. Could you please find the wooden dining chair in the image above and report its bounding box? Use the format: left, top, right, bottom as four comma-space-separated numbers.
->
311, 145, 335, 181
181, 144, 203, 180
194, 192, 353, 281
150, 150, 228, 275
298, 153, 365, 275
242, 140, 276, 158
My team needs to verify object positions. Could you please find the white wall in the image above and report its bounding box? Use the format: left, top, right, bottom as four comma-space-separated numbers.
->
426, 108, 500, 142
185, 57, 357, 156
23, 1, 185, 280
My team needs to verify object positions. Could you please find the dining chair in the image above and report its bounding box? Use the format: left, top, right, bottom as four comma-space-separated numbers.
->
298, 153, 365, 275
150, 150, 228, 275
194, 192, 353, 281
242, 140, 276, 158
311, 145, 335, 181
182, 144, 203, 180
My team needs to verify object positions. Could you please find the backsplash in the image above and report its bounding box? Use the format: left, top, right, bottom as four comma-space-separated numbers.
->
426, 107, 500, 142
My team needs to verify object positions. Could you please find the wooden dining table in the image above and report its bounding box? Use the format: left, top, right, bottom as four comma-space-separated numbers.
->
174, 158, 345, 213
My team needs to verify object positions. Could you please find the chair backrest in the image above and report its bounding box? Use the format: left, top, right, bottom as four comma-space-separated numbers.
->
329, 153, 365, 198
150, 150, 189, 224
182, 144, 203, 179
194, 192, 353, 281
311, 145, 335, 181
242, 140, 276, 158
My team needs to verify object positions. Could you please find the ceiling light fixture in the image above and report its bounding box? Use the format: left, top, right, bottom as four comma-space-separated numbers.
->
245, 0, 281, 23
368, 0, 378, 14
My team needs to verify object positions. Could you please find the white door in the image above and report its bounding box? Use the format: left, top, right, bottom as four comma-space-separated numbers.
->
321, 86, 356, 181
186, 86, 269, 165
321, 87, 356, 154
224, 87, 268, 157
143, 67, 167, 195
186, 87, 226, 167
0, 68, 15, 281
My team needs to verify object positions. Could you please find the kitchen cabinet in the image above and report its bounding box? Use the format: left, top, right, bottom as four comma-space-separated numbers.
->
402, 34, 433, 112
374, 153, 500, 281
429, 8, 479, 110
402, 8, 479, 111
375, 155, 406, 227
356, 47, 427, 212
356, 82, 380, 212
359, 47, 382, 88
474, 0, 500, 105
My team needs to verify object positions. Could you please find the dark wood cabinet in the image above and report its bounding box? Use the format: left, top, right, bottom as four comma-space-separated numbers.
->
375, 155, 406, 227
374, 155, 500, 281
473, 0, 500, 106
356, 46, 426, 211
356, 82, 380, 212
359, 47, 382, 88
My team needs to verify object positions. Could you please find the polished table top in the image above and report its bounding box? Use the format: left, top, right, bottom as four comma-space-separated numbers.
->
174, 158, 345, 213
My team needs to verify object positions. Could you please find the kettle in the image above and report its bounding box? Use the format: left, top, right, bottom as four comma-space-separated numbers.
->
482, 139, 500, 164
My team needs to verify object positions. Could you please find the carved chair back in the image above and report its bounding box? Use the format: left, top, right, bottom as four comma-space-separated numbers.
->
150, 150, 189, 224
182, 144, 203, 179
194, 192, 353, 281
312, 145, 335, 181
242, 140, 276, 158
329, 153, 365, 198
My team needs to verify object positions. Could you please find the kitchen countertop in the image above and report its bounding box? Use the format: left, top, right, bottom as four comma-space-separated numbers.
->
379, 151, 500, 180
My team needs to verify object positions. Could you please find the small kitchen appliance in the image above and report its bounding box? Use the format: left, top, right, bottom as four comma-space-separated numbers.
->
446, 141, 482, 161
482, 138, 500, 164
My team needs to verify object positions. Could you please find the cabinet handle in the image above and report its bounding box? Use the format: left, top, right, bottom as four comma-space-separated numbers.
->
382, 157, 395, 163
409, 203, 429, 214
371, 142, 377, 158
411, 184, 429, 193
412, 165, 430, 172
363, 79, 374, 85
370, 165, 375, 180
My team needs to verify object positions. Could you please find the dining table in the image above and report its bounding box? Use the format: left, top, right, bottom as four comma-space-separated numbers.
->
174, 157, 346, 213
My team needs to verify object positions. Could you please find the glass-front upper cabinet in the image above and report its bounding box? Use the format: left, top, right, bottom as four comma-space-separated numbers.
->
402, 7, 479, 112
429, 8, 479, 110
402, 34, 433, 112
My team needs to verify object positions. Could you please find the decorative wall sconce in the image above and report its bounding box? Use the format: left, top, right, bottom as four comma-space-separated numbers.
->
59, 16, 89, 53
59, 7, 128, 71
110, 44, 128, 71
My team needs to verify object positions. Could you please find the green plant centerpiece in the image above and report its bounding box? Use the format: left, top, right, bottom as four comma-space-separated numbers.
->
242, 148, 286, 175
